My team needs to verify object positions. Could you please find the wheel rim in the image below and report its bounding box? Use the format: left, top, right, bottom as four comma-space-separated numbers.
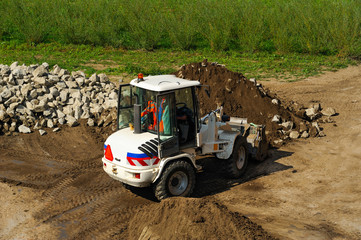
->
168, 171, 188, 196
236, 146, 246, 170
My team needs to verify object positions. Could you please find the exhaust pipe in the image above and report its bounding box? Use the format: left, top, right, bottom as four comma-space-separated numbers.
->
134, 104, 142, 134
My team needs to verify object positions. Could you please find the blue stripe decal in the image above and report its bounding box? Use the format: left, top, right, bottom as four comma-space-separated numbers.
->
104, 144, 107, 150
127, 152, 149, 158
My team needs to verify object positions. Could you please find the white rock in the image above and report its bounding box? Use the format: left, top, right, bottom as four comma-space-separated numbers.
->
48, 75, 60, 84
249, 78, 257, 85
80, 109, 90, 119
21, 84, 32, 97
71, 70, 85, 78
56, 110, 66, 118
49, 87, 60, 98
109, 91, 118, 100
10, 61, 18, 70
51, 64, 62, 75
18, 125, 31, 133
90, 73, 99, 83
312, 122, 321, 132
75, 77, 85, 86
71, 90, 82, 100
47, 119, 54, 128
271, 115, 281, 123
42, 62, 49, 70
87, 118, 95, 127
16, 105, 26, 115
321, 107, 336, 116
301, 131, 309, 138
32, 65, 48, 77
318, 131, 326, 137
74, 106, 83, 120
99, 73, 109, 83
90, 105, 104, 115
12, 66, 26, 78
65, 81, 78, 89
60, 91, 68, 103
43, 109, 52, 117
66, 115, 79, 127
271, 99, 279, 105
1, 88, 12, 99
104, 99, 117, 109
58, 69, 70, 78
29, 89, 38, 99
56, 81, 67, 90
305, 108, 316, 117
281, 121, 293, 130
0, 110, 5, 120
63, 105, 74, 116
39, 129, 47, 136
289, 131, 300, 139
53, 127, 60, 132
33, 100, 47, 113
58, 118, 65, 125
25, 101, 34, 111
309, 103, 321, 112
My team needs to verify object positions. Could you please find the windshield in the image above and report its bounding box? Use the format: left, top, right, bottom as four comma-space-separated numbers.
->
117, 85, 158, 132
138, 88, 158, 133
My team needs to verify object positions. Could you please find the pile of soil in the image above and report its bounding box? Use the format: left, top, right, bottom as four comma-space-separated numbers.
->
0, 122, 277, 239
128, 198, 276, 240
174, 60, 315, 146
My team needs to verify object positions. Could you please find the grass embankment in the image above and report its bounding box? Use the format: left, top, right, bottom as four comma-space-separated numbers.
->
0, 1, 360, 81
0, 0, 361, 56
0, 42, 357, 82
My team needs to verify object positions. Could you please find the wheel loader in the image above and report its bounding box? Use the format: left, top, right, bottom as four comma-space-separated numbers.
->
102, 74, 268, 200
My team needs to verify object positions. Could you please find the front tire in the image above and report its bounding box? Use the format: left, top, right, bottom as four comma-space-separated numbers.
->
225, 137, 249, 178
154, 160, 195, 201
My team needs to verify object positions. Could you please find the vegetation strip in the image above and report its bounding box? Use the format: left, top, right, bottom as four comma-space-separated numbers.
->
0, 43, 358, 82
1, 0, 361, 57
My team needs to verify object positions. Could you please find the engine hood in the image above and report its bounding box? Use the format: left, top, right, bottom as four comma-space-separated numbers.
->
104, 128, 160, 169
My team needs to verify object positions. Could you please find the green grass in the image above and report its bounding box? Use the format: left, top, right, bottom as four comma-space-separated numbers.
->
0, 42, 357, 82
0, 0, 361, 57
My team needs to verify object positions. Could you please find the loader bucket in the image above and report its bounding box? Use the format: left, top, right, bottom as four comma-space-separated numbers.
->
245, 124, 269, 161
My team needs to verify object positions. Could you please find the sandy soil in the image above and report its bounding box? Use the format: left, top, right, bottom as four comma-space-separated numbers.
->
1, 65, 361, 239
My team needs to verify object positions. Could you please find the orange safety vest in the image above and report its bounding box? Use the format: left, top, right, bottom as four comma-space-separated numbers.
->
141, 99, 166, 132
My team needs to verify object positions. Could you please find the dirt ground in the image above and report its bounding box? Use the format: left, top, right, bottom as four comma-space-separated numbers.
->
1, 65, 361, 239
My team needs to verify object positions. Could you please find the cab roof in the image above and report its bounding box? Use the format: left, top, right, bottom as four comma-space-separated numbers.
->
130, 75, 200, 92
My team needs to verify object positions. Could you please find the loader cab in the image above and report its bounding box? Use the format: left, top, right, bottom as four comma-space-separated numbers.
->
117, 75, 200, 158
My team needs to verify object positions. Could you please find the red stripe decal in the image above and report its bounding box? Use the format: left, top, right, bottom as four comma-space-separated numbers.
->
153, 158, 160, 165
138, 160, 148, 166
127, 157, 136, 166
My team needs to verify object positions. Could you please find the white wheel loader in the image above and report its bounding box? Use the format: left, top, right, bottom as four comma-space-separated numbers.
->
102, 74, 268, 200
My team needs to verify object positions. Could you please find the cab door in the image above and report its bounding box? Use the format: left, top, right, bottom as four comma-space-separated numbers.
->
157, 92, 179, 158
117, 84, 134, 130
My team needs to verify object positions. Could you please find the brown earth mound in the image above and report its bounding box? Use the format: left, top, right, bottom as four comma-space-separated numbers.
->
128, 197, 276, 240
174, 60, 323, 146
0, 122, 277, 239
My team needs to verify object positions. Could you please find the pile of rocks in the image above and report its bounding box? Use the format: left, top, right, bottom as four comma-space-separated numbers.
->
271, 100, 336, 145
0, 62, 118, 136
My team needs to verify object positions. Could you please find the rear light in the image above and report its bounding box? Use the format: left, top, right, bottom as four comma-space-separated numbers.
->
134, 173, 140, 179
104, 145, 114, 161
104, 163, 107, 167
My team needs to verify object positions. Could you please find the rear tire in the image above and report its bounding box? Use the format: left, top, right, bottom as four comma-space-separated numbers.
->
225, 137, 249, 178
154, 160, 195, 201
